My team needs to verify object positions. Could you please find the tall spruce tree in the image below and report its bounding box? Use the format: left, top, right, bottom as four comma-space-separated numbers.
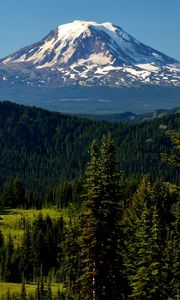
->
97, 135, 125, 299
80, 135, 125, 300
130, 202, 152, 299
123, 176, 152, 286
148, 205, 164, 299
80, 140, 100, 300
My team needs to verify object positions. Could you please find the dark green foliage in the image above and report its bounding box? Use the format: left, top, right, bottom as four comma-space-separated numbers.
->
168, 199, 180, 299
0, 214, 65, 283
0, 177, 179, 299
55, 178, 84, 208
2, 234, 15, 282
0, 101, 179, 194
60, 221, 81, 295
20, 227, 33, 282
79, 136, 125, 299
30, 214, 64, 279
79, 140, 100, 299
162, 131, 180, 167
123, 176, 179, 299
1, 177, 25, 208
0, 103, 179, 300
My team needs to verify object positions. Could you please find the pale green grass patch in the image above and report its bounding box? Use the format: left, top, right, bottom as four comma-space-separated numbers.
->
0, 282, 36, 297
0, 208, 71, 244
0, 282, 63, 297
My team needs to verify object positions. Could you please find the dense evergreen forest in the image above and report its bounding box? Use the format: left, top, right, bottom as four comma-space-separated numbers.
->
0, 101, 179, 299
0, 101, 179, 193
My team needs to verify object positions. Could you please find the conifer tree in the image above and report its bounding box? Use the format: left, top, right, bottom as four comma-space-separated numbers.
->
21, 281, 27, 300
62, 221, 81, 296
148, 205, 165, 299
80, 140, 100, 299
80, 136, 125, 300
130, 202, 152, 299
3, 234, 14, 282
123, 176, 152, 285
2, 181, 15, 208
13, 177, 26, 208
96, 134, 125, 299
124, 177, 173, 299
20, 227, 33, 282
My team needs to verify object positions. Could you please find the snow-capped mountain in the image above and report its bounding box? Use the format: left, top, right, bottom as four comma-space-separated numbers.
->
0, 20, 180, 87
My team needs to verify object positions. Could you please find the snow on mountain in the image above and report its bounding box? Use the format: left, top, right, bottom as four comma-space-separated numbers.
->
0, 20, 180, 87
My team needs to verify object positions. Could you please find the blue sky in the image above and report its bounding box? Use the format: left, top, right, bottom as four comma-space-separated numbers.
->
1, 0, 180, 60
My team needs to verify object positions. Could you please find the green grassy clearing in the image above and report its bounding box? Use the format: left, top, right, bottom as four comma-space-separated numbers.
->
0, 208, 71, 244
0, 209, 67, 296
0, 282, 63, 297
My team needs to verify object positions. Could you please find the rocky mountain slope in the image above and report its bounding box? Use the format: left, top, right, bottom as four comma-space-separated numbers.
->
0, 20, 180, 88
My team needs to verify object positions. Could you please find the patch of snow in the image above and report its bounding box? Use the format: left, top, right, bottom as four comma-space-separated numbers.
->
124, 67, 145, 77
141, 71, 151, 79
29, 48, 35, 53
58, 20, 92, 40
2, 57, 12, 64
166, 65, 180, 72
151, 52, 164, 61
137, 63, 160, 72
88, 53, 112, 65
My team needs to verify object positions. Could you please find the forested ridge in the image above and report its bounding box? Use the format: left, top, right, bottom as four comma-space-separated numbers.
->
0, 101, 179, 299
0, 101, 179, 192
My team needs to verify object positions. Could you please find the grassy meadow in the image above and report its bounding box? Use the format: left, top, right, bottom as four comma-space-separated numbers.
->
0, 208, 67, 297
0, 282, 63, 297
0, 208, 71, 245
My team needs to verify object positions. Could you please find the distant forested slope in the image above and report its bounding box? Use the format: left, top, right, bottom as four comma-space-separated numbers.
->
0, 101, 179, 190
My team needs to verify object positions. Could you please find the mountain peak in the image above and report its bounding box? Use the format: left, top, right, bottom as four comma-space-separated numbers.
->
0, 20, 179, 88
58, 20, 114, 29
56, 20, 117, 43
57, 20, 97, 41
